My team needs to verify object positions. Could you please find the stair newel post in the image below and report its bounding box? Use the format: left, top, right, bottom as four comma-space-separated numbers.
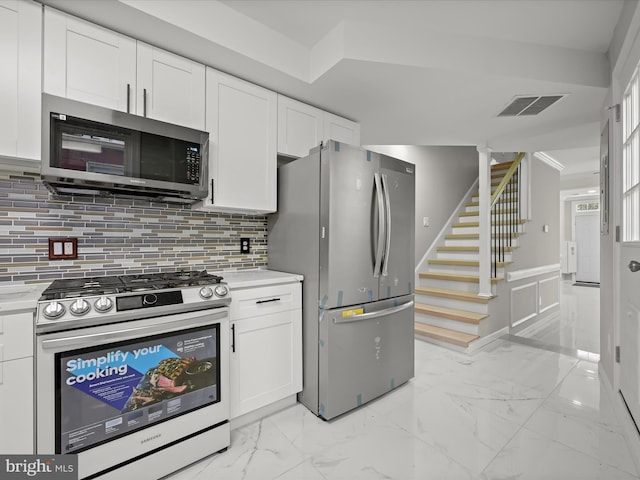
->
477, 146, 493, 298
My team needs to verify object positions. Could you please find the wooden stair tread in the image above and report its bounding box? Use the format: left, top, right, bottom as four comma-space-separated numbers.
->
428, 259, 508, 267
445, 232, 522, 239
415, 286, 493, 303
436, 245, 515, 252
453, 220, 526, 228
415, 322, 479, 347
459, 209, 519, 217
419, 272, 503, 283
415, 302, 487, 324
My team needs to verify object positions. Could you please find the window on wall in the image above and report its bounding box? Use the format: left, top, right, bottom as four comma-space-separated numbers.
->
622, 66, 640, 241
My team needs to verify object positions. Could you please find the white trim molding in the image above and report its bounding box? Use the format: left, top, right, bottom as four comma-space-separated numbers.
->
507, 263, 561, 282
534, 151, 565, 172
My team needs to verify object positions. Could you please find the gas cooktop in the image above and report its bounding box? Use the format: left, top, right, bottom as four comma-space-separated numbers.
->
40, 270, 224, 300
36, 270, 229, 331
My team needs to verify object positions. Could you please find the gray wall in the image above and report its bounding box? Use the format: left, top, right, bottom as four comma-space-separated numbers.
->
515, 158, 561, 269
366, 145, 479, 266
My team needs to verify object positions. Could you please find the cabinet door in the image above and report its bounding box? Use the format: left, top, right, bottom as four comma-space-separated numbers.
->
230, 310, 302, 418
205, 68, 277, 213
136, 42, 205, 130
323, 111, 361, 146
43, 7, 136, 112
0, 312, 33, 361
0, 357, 33, 453
277, 95, 323, 158
0, 0, 41, 159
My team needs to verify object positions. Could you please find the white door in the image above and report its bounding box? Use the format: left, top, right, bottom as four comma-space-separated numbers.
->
43, 7, 136, 112
0, 0, 41, 160
204, 68, 277, 213
619, 65, 640, 431
136, 42, 205, 130
575, 212, 600, 283
323, 112, 361, 146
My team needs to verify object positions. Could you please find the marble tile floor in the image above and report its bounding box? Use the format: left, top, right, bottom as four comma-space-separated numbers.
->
514, 280, 601, 358
165, 337, 639, 480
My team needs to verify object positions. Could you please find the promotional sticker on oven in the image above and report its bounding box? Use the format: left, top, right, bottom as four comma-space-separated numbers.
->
56, 325, 219, 454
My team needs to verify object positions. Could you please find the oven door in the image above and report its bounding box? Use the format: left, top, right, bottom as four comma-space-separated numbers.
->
36, 308, 229, 480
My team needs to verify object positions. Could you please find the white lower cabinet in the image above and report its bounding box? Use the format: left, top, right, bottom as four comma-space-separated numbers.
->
0, 357, 33, 453
228, 281, 302, 419
0, 310, 36, 453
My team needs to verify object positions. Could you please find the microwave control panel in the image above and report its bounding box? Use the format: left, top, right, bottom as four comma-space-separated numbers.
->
186, 146, 201, 183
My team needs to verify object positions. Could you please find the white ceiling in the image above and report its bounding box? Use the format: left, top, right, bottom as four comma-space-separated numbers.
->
42, 0, 624, 180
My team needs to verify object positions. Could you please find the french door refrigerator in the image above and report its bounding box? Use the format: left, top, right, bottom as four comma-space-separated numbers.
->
268, 140, 415, 420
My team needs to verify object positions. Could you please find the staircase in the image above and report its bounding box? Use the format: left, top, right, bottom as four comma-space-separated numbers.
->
414, 158, 527, 352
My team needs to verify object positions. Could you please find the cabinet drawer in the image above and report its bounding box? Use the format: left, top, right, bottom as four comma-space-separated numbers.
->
0, 357, 34, 453
0, 312, 34, 361
230, 283, 301, 320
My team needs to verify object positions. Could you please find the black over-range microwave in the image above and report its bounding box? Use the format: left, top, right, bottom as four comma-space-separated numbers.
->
41, 94, 209, 203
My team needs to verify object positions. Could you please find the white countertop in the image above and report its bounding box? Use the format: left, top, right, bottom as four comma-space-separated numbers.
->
0, 283, 48, 313
218, 269, 303, 290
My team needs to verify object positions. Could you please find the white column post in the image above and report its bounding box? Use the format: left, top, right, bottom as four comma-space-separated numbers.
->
477, 145, 493, 298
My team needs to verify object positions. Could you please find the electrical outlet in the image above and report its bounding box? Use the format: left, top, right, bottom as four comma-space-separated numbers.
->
240, 237, 250, 254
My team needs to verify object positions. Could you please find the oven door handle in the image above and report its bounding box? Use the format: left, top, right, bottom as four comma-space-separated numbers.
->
40, 310, 228, 350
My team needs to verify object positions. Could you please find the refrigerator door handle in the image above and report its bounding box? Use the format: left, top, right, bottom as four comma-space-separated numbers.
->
381, 173, 392, 276
373, 172, 386, 277
332, 301, 414, 324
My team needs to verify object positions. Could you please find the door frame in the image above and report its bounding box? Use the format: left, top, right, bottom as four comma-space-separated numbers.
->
607, 3, 640, 471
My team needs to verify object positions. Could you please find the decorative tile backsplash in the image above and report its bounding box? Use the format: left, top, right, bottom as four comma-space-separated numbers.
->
0, 170, 268, 285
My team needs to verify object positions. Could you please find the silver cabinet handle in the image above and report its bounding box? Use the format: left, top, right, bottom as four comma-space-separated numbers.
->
333, 301, 414, 324
143, 88, 147, 117
126, 83, 131, 113
629, 260, 640, 272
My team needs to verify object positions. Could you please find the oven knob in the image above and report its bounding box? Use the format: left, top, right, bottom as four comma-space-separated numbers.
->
70, 298, 91, 316
43, 301, 65, 319
199, 286, 214, 299
94, 296, 113, 313
143, 294, 158, 306
214, 285, 228, 298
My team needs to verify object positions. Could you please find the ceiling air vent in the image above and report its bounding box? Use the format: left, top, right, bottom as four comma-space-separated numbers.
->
498, 95, 565, 117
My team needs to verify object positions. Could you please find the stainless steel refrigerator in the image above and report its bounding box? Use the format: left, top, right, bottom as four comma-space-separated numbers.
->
268, 140, 415, 420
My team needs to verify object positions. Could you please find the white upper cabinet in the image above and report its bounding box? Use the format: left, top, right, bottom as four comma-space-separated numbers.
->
202, 68, 277, 213
43, 8, 205, 130
43, 6, 136, 113
323, 111, 361, 146
277, 95, 323, 158
136, 42, 205, 130
0, 0, 41, 160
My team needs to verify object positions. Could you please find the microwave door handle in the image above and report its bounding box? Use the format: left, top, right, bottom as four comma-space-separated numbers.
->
373, 172, 385, 277
381, 173, 392, 276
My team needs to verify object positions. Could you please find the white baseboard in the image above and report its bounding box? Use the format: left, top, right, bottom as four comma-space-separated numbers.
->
599, 363, 640, 476
229, 395, 298, 430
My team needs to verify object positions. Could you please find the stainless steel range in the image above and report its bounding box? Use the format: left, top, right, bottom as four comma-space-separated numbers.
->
35, 270, 230, 480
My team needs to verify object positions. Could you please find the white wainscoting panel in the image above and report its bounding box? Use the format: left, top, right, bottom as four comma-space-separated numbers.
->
539, 275, 560, 314
510, 282, 538, 328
